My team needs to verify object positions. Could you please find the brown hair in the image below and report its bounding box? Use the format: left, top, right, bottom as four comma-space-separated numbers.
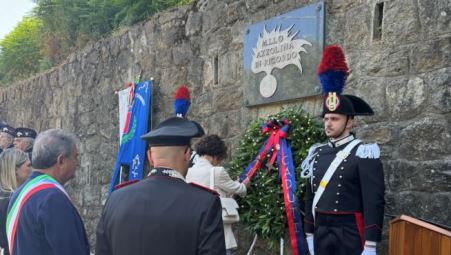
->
194, 135, 227, 160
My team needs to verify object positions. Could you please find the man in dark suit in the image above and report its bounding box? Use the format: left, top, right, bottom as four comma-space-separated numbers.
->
96, 116, 226, 255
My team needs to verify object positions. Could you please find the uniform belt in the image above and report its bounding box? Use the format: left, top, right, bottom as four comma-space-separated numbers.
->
315, 212, 357, 226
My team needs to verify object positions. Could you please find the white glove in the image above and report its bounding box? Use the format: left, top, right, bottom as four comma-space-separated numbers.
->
306, 234, 314, 255
361, 245, 376, 255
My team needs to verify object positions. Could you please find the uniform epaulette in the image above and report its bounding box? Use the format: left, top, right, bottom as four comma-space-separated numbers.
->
300, 143, 327, 178
113, 179, 139, 191
356, 143, 380, 159
189, 182, 219, 196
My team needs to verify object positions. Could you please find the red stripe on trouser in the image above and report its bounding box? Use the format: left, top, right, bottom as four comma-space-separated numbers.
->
354, 213, 364, 248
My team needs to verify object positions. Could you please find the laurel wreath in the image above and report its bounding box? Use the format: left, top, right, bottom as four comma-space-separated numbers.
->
229, 108, 325, 248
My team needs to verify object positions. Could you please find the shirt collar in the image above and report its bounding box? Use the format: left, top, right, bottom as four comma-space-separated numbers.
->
328, 134, 355, 148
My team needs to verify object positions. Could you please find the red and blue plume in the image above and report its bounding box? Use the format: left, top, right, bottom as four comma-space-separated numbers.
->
174, 84, 191, 117
317, 45, 349, 95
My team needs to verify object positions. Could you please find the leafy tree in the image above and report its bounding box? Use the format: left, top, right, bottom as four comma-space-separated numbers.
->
0, 0, 192, 84
0, 17, 43, 84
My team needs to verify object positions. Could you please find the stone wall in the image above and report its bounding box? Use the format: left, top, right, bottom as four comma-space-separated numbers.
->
0, 0, 449, 254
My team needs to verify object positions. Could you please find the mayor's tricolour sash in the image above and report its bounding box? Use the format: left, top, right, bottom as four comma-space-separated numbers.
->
6, 174, 69, 254
312, 139, 361, 218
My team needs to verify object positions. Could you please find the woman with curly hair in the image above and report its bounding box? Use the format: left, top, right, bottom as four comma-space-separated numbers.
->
0, 148, 31, 255
186, 135, 249, 255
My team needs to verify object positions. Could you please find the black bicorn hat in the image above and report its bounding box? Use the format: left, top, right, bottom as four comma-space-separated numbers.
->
0, 125, 16, 136
15, 128, 37, 139
141, 117, 205, 146
318, 45, 374, 117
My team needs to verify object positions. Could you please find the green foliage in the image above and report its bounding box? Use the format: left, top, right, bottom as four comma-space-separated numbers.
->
32, 0, 193, 64
229, 108, 326, 248
0, 17, 43, 84
0, 0, 193, 84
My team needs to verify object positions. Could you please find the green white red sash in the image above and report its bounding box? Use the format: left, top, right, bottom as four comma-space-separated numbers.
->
6, 174, 68, 254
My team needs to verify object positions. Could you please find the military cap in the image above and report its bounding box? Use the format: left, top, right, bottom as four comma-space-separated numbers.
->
0, 125, 16, 136
15, 127, 37, 139
323, 94, 374, 116
318, 45, 374, 117
141, 117, 204, 146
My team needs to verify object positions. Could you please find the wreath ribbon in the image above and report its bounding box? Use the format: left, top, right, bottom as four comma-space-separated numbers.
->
240, 118, 306, 255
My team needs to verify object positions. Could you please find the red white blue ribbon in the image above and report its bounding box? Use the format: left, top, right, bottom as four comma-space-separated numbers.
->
240, 118, 306, 255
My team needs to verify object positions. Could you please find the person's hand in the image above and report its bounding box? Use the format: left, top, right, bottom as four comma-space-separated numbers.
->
242, 177, 251, 188
306, 234, 314, 255
361, 245, 376, 255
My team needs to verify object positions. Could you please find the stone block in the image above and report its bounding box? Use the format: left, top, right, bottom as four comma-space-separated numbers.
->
410, 36, 451, 73
230, 20, 247, 46
213, 86, 243, 112
387, 191, 450, 225
327, 0, 363, 13
186, 57, 205, 88
186, 11, 202, 36
356, 122, 398, 145
218, 51, 241, 86
227, 1, 247, 24
172, 43, 194, 66
155, 47, 174, 68
384, 160, 451, 193
399, 115, 450, 160
424, 67, 451, 113
161, 20, 185, 45
191, 91, 213, 118
83, 186, 101, 207
325, 12, 346, 45
78, 97, 95, 113
417, 0, 451, 38
383, 0, 421, 45
347, 77, 390, 123
385, 76, 427, 121
209, 110, 241, 139
344, 4, 371, 49
85, 135, 101, 153
201, 57, 214, 87
200, 1, 228, 33
349, 47, 410, 77
204, 27, 232, 54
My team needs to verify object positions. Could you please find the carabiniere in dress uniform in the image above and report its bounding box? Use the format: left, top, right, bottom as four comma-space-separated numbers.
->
301, 45, 385, 255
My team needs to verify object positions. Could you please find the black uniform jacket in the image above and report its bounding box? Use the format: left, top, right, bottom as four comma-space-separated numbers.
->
96, 170, 226, 255
0, 190, 11, 254
304, 138, 385, 241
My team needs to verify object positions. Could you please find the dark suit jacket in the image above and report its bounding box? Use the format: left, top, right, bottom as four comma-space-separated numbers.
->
96, 173, 226, 255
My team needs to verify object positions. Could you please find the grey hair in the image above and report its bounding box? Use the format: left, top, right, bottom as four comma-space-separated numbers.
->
32, 129, 79, 169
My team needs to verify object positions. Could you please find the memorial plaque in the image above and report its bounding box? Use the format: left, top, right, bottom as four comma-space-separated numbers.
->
243, 1, 325, 106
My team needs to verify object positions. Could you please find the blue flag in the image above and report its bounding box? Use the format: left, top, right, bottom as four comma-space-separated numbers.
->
109, 80, 152, 193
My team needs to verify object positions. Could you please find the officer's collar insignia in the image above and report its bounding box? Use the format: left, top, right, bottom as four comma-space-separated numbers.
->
328, 134, 355, 148
2, 127, 7, 132
17, 132, 23, 137
148, 168, 185, 182
325, 92, 340, 111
